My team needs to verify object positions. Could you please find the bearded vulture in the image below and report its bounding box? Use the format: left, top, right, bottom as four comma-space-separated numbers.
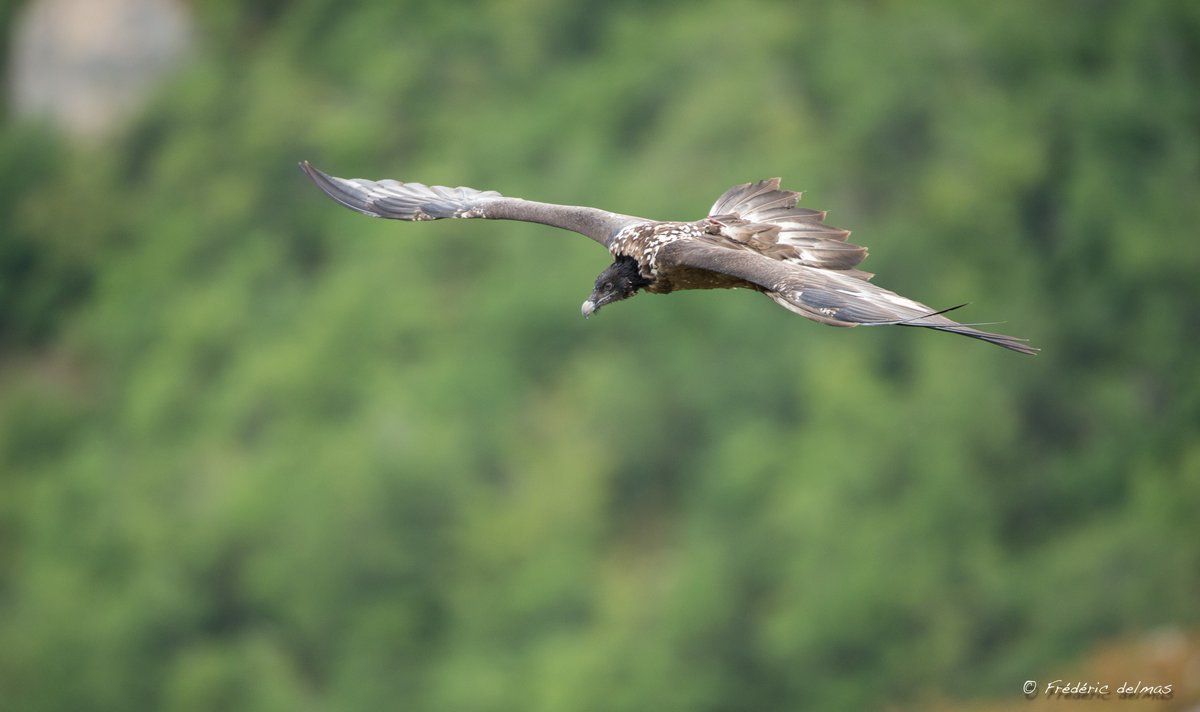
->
300, 162, 1036, 354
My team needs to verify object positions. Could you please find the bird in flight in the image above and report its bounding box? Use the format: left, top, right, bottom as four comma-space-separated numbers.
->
300, 162, 1036, 354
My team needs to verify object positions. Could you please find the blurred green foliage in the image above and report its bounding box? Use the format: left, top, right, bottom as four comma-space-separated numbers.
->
1, 0, 1198, 710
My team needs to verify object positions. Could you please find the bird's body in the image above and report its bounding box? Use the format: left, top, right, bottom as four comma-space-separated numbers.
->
300, 162, 1036, 354
608, 222, 742, 293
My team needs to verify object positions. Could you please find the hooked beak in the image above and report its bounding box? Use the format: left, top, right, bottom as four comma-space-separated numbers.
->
582, 290, 615, 318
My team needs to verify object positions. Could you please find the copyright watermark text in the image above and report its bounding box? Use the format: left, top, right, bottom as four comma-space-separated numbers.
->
1023, 679, 1174, 701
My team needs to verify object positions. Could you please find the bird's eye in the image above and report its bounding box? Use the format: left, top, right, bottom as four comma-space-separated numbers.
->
603, 281, 613, 291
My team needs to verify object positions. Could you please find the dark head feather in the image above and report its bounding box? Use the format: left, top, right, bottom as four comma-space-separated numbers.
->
581, 256, 652, 318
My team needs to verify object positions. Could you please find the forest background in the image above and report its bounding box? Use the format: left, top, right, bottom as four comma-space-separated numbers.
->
1, 1, 1198, 710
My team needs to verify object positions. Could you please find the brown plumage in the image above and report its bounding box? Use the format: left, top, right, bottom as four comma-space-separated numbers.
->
300, 162, 1036, 354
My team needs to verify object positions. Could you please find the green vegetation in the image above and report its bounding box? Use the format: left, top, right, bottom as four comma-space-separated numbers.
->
2, 1, 1198, 709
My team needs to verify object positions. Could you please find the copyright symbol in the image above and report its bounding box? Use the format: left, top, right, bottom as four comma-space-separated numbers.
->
1023, 681, 1038, 699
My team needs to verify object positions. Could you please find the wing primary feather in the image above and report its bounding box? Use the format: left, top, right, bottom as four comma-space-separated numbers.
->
300, 161, 386, 217
299, 161, 503, 220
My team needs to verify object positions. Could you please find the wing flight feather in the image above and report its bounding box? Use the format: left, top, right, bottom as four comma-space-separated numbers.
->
301, 161, 503, 219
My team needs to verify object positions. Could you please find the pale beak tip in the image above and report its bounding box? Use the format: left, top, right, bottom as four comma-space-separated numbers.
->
581, 300, 595, 319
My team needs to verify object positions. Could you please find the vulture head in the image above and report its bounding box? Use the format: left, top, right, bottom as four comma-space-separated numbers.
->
581, 256, 651, 318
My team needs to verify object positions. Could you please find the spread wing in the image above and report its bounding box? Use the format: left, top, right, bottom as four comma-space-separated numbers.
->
658, 241, 1037, 354
300, 161, 644, 246
707, 178, 873, 280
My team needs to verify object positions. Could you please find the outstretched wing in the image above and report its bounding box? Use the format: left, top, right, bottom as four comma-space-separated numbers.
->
707, 178, 872, 280
658, 241, 1037, 354
300, 161, 644, 246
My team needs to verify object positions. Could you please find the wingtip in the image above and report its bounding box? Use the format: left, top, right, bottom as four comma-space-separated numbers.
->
999, 339, 1040, 356
298, 160, 321, 179
297, 159, 333, 192
298, 161, 383, 217
958, 328, 1041, 355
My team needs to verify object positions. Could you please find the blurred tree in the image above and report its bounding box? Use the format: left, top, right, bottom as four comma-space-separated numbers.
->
0, 1, 1197, 710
